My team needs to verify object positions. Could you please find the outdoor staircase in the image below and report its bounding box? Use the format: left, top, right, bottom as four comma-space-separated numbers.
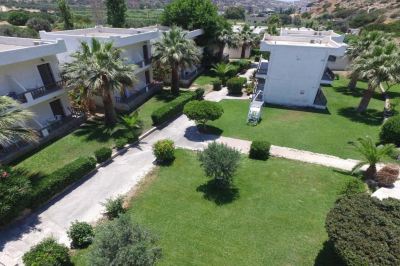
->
247, 89, 264, 125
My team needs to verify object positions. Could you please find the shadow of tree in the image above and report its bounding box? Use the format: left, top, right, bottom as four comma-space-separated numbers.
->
73, 118, 114, 142
196, 179, 239, 205
337, 107, 383, 126
265, 103, 331, 115
314, 241, 345, 266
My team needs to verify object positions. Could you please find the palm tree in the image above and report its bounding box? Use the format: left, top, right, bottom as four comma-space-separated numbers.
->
211, 63, 235, 85
347, 31, 392, 91
216, 28, 239, 62
112, 112, 141, 139
352, 136, 396, 179
239, 25, 260, 59
153, 27, 201, 95
353, 42, 400, 113
0, 96, 38, 146
62, 38, 137, 126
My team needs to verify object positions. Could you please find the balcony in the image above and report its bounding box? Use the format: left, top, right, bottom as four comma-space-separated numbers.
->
256, 61, 269, 78
28, 80, 64, 100
7, 91, 28, 104
321, 68, 335, 85
313, 89, 328, 109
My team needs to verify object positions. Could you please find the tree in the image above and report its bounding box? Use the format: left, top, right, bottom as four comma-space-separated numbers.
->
215, 27, 239, 62
346, 31, 392, 91
153, 27, 201, 95
326, 194, 400, 265
57, 0, 74, 30
0, 96, 38, 146
26, 17, 52, 32
62, 39, 137, 126
106, 0, 127, 28
183, 100, 223, 130
7, 11, 30, 26
238, 24, 260, 59
112, 112, 141, 140
198, 142, 241, 188
161, 0, 221, 39
351, 136, 396, 179
88, 215, 162, 266
211, 63, 235, 85
352, 42, 400, 113
224, 6, 245, 20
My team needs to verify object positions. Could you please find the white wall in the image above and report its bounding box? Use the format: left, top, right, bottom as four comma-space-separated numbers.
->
224, 46, 251, 59
327, 55, 350, 71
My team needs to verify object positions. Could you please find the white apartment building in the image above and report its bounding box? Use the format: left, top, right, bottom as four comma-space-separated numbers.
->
256, 28, 347, 109
40, 26, 161, 111
0, 36, 83, 163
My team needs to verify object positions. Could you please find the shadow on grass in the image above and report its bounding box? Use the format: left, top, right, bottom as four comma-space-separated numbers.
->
314, 241, 345, 266
264, 103, 331, 115
73, 118, 114, 142
337, 107, 383, 126
196, 179, 239, 205
184, 126, 222, 143
333, 85, 400, 102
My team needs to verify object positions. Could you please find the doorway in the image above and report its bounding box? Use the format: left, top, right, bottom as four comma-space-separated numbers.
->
49, 99, 65, 119
37, 63, 56, 90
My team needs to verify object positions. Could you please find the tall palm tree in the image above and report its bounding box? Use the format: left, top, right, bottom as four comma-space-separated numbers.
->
153, 27, 201, 95
239, 25, 260, 59
62, 39, 137, 126
353, 42, 400, 113
347, 31, 392, 91
216, 28, 239, 62
0, 96, 38, 146
211, 63, 235, 85
352, 136, 396, 179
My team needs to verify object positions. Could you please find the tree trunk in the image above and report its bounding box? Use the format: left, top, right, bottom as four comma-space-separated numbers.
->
218, 43, 226, 62
379, 83, 392, 121
357, 84, 376, 113
241, 44, 247, 59
365, 164, 377, 180
348, 72, 358, 91
171, 65, 180, 95
102, 87, 117, 126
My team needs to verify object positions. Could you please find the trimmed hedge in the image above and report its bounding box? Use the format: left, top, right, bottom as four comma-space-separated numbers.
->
227, 77, 247, 95
94, 147, 113, 163
23, 238, 72, 266
151, 91, 197, 125
194, 88, 205, 100
30, 157, 97, 208
115, 138, 128, 150
326, 194, 400, 265
249, 141, 271, 160
380, 115, 400, 146
213, 79, 222, 91
153, 139, 175, 164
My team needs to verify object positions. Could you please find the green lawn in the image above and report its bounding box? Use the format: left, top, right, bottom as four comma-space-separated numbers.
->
15, 91, 176, 174
193, 71, 218, 87
209, 78, 400, 159
73, 149, 352, 266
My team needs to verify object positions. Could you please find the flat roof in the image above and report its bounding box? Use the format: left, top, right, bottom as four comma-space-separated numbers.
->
44, 26, 156, 38
0, 43, 26, 52
262, 34, 345, 49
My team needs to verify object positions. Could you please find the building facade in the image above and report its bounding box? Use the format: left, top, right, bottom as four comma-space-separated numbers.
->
0, 36, 83, 163
256, 28, 347, 109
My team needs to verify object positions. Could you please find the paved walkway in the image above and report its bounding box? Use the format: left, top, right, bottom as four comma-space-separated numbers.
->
1, 114, 399, 265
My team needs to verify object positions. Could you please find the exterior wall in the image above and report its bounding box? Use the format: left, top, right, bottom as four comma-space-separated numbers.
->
28, 94, 71, 128
224, 46, 251, 59
327, 55, 350, 71
262, 45, 329, 107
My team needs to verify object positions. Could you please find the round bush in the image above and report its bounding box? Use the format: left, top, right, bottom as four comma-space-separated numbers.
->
102, 196, 125, 219
7, 11, 30, 26
226, 77, 247, 95
326, 194, 400, 265
23, 238, 72, 266
380, 115, 400, 146
67, 221, 94, 249
213, 79, 222, 91
249, 141, 271, 160
153, 139, 175, 164
183, 100, 224, 129
115, 138, 128, 150
195, 88, 205, 100
94, 147, 112, 163
26, 17, 52, 32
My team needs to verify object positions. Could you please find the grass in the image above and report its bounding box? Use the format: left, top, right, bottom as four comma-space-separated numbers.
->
15, 90, 177, 174
193, 71, 219, 87
208, 77, 400, 159
72, 149, 352, 266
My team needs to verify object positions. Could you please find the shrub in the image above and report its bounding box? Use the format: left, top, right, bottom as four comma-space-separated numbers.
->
115, 138, 128, 150
183, 100, 224, 129
94, 147, 113, 163
102, 196, 125, 219
227, 77, 247, 95
326, 194, 400, 265
153, 139, 175, 164
339, 178, 366, 196
23, 238, 72, 266
67, 221, 95, 249
249, 141, 271, 160
194, 88, 205, 100
7, 10, 30, 26
26, 17, 52, 32
0, 24, 38, 38
30, 156, 97, 208
226, 64, 240, 78
213, 79, 222, 91
234, 59, 252, 72
0, 167, 31, 225
151, 91, 197, 125
198, 142, 241, 188
376, 164, 399, 188
88, 215, 161, 266
380, 115, 400, 146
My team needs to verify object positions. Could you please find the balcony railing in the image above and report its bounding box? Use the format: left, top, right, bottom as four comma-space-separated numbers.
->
256, 61, 269, 75
115, 82, 163, 104
7, 91, 28, 104
29, 80, 64, 100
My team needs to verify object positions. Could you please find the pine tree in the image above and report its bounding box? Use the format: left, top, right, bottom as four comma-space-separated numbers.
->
106, 0, 127, 28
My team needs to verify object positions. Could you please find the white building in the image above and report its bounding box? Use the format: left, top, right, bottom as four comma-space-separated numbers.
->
224, 25, 266, 59
0, 36, 83, 163
256, 28, 347, 109
40, 26, 162, 111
